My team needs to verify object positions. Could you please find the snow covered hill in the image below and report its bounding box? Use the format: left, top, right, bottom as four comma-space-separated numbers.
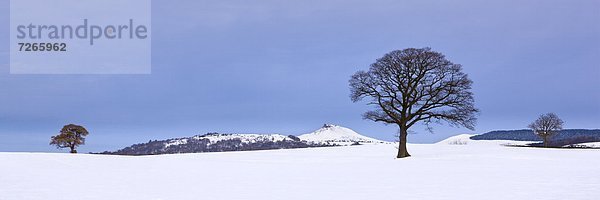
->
166, 133, 294, 147
102, 133, 332, 155
443, 132, 600, 148
299, 124, 387, 145
436, 134, 536, 146
102, 124, 386, 155
436, 134, 474, 145
565, 142, 600, 148
1, 140, 599, 200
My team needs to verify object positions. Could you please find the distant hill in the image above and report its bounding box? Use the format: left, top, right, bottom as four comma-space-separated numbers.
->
470, 129, 600, 146
99, 124, 385, 155
299, 124, 386, 145
99, 133, 329, 155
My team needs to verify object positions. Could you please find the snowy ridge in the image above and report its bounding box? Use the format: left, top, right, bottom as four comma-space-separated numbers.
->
104, 125, 385, 155
436, 134, 536, 146
104, 132, 326, 155
299, 124, 387, 145
193, 133, 292, 145
165, 138, 189, 148
164, 133, 293, 148
436, 134, 474, 145
567, 142, 600, 148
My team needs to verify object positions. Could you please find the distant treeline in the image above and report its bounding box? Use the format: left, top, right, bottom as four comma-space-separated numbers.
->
470, 129, 600, 146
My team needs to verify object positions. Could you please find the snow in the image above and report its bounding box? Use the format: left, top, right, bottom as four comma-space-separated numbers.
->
436, 134, 473, 145
163, 133, 292, 148
568, 142, 600, 148
164, 138, 188, 147
299, 124, 387, 145
1, 138, 599, 200
161, 125, 383, 149
195, 133, 292, 144
437, 134, 537, 146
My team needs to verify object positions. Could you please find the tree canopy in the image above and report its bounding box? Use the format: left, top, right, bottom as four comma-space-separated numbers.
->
350, 47, 478, 158
528, 113, 564, 147
50, 124, 89, 153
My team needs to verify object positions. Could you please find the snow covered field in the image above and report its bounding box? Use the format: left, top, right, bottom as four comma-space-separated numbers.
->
1, 139, 599, 200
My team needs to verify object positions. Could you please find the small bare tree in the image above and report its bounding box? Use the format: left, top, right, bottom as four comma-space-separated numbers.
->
528, 113, 564, 147
350, 48, 478, 158
50, 124, 89, 153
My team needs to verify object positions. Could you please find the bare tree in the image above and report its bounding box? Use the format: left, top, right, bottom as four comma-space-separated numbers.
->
50, 124, 89, 153
528, 113, 564, 147
349, 48, 478, 158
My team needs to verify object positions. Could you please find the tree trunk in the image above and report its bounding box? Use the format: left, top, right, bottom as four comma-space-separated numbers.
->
396, 126, 411, 158
543, 136, 548, 148
70, 145, 77, 153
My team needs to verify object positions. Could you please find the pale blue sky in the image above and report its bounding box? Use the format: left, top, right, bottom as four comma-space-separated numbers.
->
0, 0, 599, 152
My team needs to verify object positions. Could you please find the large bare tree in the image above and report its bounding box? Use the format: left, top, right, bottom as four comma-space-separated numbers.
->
349, 48, 478, 158
528, 113, 564, 147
